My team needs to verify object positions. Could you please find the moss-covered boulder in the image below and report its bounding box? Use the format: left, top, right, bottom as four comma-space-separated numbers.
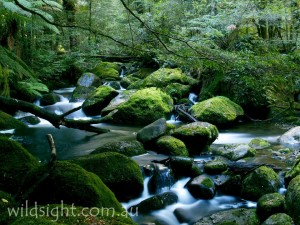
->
249, 138, 271, 149
82, 85, 119, 116
0, 111, 27, 130
262, 213, 294, 225
70, 152, 143, 202
217, 175, 242, 196
18, 116, 40, 125
0, 137, 38, 194
77, 72, 102, 87
92, 62, 120, 81
204, 160, 228, 174
40, 93, 61, 106
21, 161, 123, 211
193, 208, 260, 225
111, 88, 173, 125
256, 193, 286, 221
155, 136, 189, 156
164, 83, 191, 102
189, 96, 244, 126
285, 175, 300, 225
285, 157, 300, 185
172, 122, 218, 155
170, 156, 196, 177
69, 85, 96, 102
241, 166, 281, 201
186, 175, 216, 199
91, 140, 146, 157
128, 192, 178, 214
120, 75, 141, 89
128, 68, 198, 90
212, 144, 256, 161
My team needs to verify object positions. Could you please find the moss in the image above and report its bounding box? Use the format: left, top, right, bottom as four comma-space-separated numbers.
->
40, 93, 61, 106
170, 156, 194, 177
164, 83, 191, 102
204, 160, 228, 174
91, 140, 146, 157
155, 135, 189, 156
134, 67, 157, 79
69, 86, 96, 102
241, 166, 281, 201
285, 175, 300, 225
0, 111, 27, 130
21, 161, 123, 211
111, 87, 173, 125
70, 152, 144, 202
249, 138, 271, 149
186, 175, 216, 199
82, 85, 119, 116
166, 123, 176, 133
120, 75, 141, 89
190, 96, 244, 126
19, 116, 40, 125
172, 122, 218, 155
256, 193, 286, 221
285, 157, 300, 185
0, 137, 38, 194
92, 62, 119, 81
10, 204, 136, 225
261, 213, 294, 225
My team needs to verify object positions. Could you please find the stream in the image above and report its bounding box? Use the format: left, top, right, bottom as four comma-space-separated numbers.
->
2, 87, 292, 225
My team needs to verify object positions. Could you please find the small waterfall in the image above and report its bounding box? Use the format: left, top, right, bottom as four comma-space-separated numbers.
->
119, 68, 125, 78
188, 93, 198, 104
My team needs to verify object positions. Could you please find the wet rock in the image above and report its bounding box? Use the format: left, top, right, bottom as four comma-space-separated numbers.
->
249, 138, 271, 149
213, 144, 256, 161
193, 208, 260, 225
111, 88, 173, 126
21, 161, 123, 210
77, 72, 102, 87
40, 93, 61, 106
18, 115, 40, 125
70, 152, 144, 202
155, 135, 189, 156
82, 85, 119, 116
164, 83, 191, 103
0, 137, 38, 194
285, 157, 300, 185
92, 62, 120, 81
91, 140, 146, 157
104, 81, 121, 90
128, 191, 178, 214
120, 75, 140, 89
241, 166, 281, 201
285, 175, 300, 225
137, 118, 168, 145
216, 174, 242, 196
170, 156, 194, 177
172, 122, 218, 155
174, 208, 191, 223
0, 110, 27, 130
256, 193, 286, 221
204, 160, 228, 174
186, 175, 216, 199
261, 213, 294, 225
70, 85, 95, 102
189, 96, 244, 126
279, 126, 300, 150
148, 164, 175, 194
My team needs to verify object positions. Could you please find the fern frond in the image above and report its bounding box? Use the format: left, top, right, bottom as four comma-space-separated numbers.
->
1, 0, 31, 16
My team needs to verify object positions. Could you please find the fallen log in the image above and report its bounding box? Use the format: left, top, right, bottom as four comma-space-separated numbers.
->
174, 104, 198, 122
0, 96, 114, 134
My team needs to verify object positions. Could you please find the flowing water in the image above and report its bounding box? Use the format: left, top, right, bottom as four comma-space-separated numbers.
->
3, 87, 292, 224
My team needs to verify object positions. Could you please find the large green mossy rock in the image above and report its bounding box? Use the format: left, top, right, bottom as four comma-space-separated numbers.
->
128, 68, 198, 90
262, 213, 294, 225
285, 175, 300, 225
111, 88, 173, 125
204, 160, 228, 174
40, 93, 61, 106
249, 138, 271, 149
256, 193, 286, 221
10, 204, 136, 225
120, 75, 141, 89
0, 137, 38, 194
82, 85, 119, 116
241, 166, 281, 201
186, 175, 216, 199
285, 157, 300, 185
155, 136, 189, 156
91, 140, 146, 157
70, 152, 144, 202
0, 111, 27, 130
164, 83, 191, 102
69, 85, 96, 102
77, 72, 102, 87
189, 96, 244, 126
21, 161, 123, 211
172, 122, 218, 155
92, 62, 120, 81
193, 208, 260, 225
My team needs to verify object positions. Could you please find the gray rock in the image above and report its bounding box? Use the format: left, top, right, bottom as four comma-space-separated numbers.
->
77, 72, 101, 87
213, 144, 256, 161
137, 118, 167, 144
279, 126, 300, 150
261, 213, 294, 225
186, 175, 216, 199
